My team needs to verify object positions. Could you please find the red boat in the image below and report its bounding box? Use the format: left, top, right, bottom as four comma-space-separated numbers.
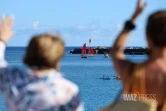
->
88, 38, 95, 56
81, 43, 87, 58
88, 47, 95, 56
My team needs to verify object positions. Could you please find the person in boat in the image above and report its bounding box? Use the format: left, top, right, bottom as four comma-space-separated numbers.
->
103, 75, 107, 79
81, 54, 87, 58
0, 16, 83, 111
111, 0, 166, 110
113, 76, 121, 80
104, 51, 109, 58
102, 75, 110, 80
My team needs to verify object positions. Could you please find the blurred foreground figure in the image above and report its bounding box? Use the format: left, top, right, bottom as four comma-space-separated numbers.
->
0, 16, 83, 111
111, 0, 166, 110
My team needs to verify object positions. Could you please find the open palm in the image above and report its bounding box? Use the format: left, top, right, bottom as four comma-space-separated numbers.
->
0, 16, 14, 43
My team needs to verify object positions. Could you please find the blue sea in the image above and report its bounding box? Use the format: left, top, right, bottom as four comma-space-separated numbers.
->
0, 47, 148, 111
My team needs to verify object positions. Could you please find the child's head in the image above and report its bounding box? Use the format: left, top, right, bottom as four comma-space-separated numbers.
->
23, 33, 64, 70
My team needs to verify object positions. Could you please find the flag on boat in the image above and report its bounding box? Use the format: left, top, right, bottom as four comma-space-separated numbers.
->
89, 38, 91, 43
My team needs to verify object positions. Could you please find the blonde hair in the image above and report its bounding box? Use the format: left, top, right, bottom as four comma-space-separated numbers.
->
23, 33, 64, 69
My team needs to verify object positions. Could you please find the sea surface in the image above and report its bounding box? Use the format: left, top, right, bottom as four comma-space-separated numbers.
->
0, 47, 148, 111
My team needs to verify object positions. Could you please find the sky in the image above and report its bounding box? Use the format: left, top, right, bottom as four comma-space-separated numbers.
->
0, 0, 166, 47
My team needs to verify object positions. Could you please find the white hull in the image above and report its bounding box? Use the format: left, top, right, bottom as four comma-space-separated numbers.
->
104, 54, 111, 58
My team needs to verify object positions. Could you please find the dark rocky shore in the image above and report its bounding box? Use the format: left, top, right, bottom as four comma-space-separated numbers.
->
70, 46, 149, 55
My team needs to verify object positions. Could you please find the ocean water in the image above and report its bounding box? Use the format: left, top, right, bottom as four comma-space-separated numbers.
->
0, 47, 148, 111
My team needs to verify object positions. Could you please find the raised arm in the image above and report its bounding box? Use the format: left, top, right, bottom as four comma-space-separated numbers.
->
111, 0, 146, 84
0, 16, 14, 68
0, 41, 7, 67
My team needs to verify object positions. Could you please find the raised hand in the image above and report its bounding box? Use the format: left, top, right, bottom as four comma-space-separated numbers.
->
135, 0, 146, 15
131, 0, 146, 23
0, 16, 14, 43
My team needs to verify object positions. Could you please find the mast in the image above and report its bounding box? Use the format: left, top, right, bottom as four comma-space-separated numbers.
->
89, 38, 91, 48
88, 38, 91, 54
85, 43, 86, 54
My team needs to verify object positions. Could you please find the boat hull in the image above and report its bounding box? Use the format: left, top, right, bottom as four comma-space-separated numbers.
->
100, 75, 110, 80
81, 55, 87, 58
100, 78, 110, 80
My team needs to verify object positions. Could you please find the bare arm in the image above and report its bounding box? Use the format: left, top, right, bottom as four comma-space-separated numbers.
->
0, 16, 16, 88
111, 29, 133, 84
0, 16, 14, 68
111, 0, 146, 84
0, 41, 7, 67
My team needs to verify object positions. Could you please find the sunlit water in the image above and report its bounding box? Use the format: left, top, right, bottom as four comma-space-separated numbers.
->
0, 47, 148, 111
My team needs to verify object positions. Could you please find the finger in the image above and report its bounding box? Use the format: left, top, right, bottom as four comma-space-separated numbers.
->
7, 17, 14, 26
137, 0, 144, 6
138, 0, 144, 4
1, 16, 7, 27
2, 15, 13, 26
7, 16, 14, 25
137, 0, 141, 4
1, 15, 8, 24
140, 0, 144, 4
2, 15, 6, 23
138, 0, 143, 5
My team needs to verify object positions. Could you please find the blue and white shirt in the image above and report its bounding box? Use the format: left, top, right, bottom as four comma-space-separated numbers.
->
0, 41, 84, 111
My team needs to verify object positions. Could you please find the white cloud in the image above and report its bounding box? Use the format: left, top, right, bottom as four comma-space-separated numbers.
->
93, 30, 101, 35
88, 20, 101, 30
116, 24, 122, 31
76, 36, 81, 40
76, 25, 85, 31
33, 21, 39, 29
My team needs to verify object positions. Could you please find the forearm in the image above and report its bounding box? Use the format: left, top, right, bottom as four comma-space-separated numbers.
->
0, 41, 7, 67
111, 13, 137, 60
111, 28, 130, 60
111, 0, 144, 60
110, 0, 145, 84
